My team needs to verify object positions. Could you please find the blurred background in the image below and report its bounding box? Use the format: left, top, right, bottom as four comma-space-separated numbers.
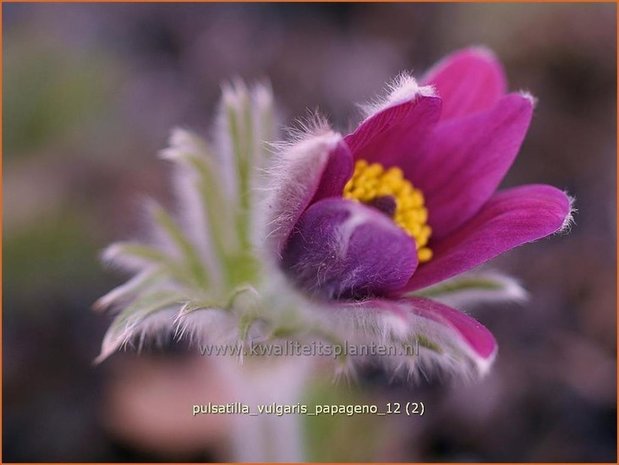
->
3, 3, 616, 462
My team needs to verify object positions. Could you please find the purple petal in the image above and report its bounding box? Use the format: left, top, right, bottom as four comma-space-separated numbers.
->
311, 140, 354, 203
422, 47, 507, 121
262, 132, 353, 257
404, 297, 497, 360
405, 184, 572, 292
344, 80, 442, 169
282, 198, 417, 300
343, 296, 497, 374
403, 92, 534, 238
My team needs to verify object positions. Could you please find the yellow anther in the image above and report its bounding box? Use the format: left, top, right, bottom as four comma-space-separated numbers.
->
418, 247, 433, 262
343, 159, 433, 264
408, 223, 422, 237
350, 187, 366, 199
365, 163, 384, 177
376, 185, 393, 196
411, 190, 424, 207
382, 167, 404, 183
417, 207, 428, 224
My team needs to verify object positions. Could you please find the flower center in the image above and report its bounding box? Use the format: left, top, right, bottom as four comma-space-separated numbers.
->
343, 160, 433, 263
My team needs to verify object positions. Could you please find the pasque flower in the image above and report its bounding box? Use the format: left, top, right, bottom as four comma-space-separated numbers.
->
264, 47, 573, 374
97, 48, 572, 380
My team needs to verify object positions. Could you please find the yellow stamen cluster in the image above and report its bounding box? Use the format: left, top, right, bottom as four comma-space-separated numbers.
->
343, 160, 433, 263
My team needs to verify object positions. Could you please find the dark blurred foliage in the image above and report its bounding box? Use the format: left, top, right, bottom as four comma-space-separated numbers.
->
3, 3, 616, 462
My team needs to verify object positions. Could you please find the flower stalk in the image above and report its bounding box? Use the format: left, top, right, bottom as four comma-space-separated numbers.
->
219, 358, 311, 462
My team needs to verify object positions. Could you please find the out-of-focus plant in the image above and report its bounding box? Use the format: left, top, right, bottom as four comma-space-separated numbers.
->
4, 40, 115, 158
96, 48, 573, 461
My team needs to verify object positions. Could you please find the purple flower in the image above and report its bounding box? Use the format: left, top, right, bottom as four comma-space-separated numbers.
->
264, 47, 573, 373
